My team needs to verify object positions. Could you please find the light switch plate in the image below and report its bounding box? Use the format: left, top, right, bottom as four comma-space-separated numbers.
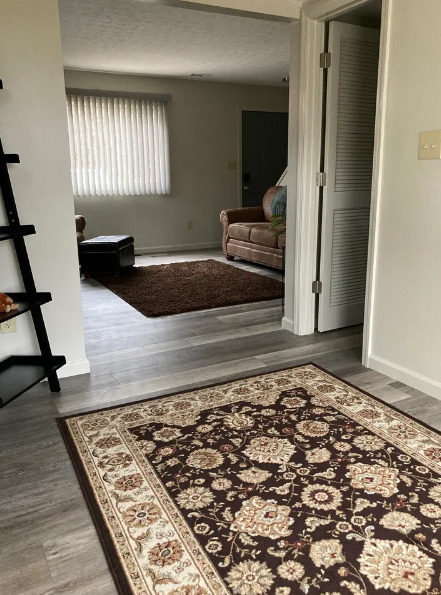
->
419, 130, 441, 160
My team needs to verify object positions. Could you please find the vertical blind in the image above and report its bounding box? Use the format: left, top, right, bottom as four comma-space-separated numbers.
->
66, 94, 171, 196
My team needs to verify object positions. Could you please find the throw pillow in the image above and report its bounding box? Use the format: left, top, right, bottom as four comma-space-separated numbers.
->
270, 186, 287, 217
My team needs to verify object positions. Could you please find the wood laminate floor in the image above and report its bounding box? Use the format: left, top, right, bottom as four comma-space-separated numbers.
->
1, 249, 440, 594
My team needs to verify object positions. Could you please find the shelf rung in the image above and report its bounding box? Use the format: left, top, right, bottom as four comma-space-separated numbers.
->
0, 355, 66, 407
5, 154, 20, 163
0, 292, 52, 324
0, 225, 36, 241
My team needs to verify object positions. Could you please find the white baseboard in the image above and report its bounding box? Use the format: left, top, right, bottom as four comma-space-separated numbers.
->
282, 316, 294, 333
368, 354, 441, 401
57, 358, 90, 379
135, 242, 222, 255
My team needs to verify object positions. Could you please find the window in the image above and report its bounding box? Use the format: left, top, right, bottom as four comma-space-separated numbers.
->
66, 94, 171, 196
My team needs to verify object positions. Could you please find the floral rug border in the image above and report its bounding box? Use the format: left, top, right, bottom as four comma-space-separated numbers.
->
57, 363, 441, 595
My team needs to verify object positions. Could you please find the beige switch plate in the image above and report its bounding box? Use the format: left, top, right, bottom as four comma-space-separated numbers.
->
419, 130, 441, 160
227, 160, 238, 170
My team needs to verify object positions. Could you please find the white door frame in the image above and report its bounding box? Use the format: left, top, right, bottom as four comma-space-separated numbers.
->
284, 0, 392, 368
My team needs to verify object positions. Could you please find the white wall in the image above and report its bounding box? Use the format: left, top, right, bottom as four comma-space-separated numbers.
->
0, 0, 89, 378
367, 0, 441, 398
65, 70, 289, 253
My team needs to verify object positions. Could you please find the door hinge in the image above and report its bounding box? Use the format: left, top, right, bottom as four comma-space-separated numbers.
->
320, 52, 332, 69
312, 280, 323, 295
316, 172, 327, 187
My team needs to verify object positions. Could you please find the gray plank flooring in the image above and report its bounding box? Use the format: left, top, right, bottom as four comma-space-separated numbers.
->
0, 248, 440, 594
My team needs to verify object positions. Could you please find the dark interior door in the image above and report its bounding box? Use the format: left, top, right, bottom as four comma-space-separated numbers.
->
241, 111, 288, 208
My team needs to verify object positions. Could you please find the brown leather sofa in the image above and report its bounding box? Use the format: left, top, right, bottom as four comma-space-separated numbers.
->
220, 187, 286, 270
75, 215, 86, 243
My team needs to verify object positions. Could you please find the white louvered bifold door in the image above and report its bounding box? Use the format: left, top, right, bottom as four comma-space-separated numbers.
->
318, 22, 380, 332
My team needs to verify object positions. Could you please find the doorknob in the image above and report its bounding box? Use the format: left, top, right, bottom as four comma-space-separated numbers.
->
243, 172, 250, 190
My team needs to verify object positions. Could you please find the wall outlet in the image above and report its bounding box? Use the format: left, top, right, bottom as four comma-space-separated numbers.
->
1, 318, 17, 334
419, 130, 441, 160
187, 220, 193, 230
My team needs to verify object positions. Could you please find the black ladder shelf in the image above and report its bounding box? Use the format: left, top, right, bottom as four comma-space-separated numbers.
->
0, 79, 66, 408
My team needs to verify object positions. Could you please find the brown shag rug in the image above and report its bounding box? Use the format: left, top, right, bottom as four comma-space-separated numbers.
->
95, 259, 283, 317
58, 364, 441, 595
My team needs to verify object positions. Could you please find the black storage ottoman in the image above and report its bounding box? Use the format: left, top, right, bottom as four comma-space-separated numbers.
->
79, 235, 135, 275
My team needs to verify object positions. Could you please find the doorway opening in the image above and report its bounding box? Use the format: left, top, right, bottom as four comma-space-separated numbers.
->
241, 110, 288, 208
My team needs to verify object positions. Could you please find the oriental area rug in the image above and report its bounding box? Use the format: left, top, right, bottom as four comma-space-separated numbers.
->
94, 259, 283, 317
58, 364, 441, 595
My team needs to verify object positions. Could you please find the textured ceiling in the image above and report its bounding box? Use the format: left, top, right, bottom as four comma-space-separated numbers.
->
58, 0, 291, 87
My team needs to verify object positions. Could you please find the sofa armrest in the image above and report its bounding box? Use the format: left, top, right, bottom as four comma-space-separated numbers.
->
220, 207, 265, 256
75, 215, 86, 244
220, 206, 265, 226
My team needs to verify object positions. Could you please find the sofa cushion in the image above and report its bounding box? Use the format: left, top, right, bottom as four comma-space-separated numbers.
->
229, 221, 286, 250
228, 223, 252, 242
249, 223, 279, 248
